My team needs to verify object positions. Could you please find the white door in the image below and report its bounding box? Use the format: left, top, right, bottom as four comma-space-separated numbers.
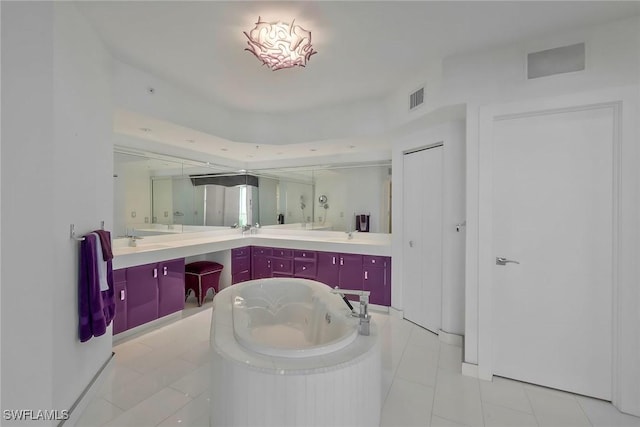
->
403, 146, 443, 332
492, 107, 614, 399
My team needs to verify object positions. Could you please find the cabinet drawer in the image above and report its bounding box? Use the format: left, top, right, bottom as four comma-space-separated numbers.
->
272, 248, 293, 258
232, 256, 250, 274
294, 259, 317, 279
294, 250, 316, 260
232, 247, 250, 258
271, 258, 293, 274
252, 246, 272, 256
363, 255, 389, 268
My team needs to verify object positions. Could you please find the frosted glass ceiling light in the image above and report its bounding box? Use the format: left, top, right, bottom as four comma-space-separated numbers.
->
244, 17, 317, 71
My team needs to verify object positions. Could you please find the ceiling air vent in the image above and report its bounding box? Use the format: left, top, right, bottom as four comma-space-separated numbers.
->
409, 87, 424, 110
527, 43, 585, 79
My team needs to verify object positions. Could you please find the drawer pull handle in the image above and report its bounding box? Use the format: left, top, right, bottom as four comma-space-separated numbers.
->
120, 290, 125, 301
153, 268, 158, 278
163, 266, 168, 276
340, 258, 344, 266
302, 266, 306, 270
332, 256, 336, 265
364, 271, 368, 280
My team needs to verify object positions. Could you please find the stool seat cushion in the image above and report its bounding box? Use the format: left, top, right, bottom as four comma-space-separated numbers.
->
186, 261, 223, 275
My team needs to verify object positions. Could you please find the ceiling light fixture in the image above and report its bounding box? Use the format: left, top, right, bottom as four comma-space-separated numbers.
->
244, 17, 317, 71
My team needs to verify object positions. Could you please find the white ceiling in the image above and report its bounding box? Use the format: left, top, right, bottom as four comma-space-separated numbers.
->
79, 1, 639, 164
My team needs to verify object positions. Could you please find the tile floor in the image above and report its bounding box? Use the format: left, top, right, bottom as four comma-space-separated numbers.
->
77, 302, 640, 427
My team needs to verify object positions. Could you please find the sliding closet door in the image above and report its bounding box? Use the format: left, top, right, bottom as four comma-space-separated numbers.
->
403, 145, 443, 333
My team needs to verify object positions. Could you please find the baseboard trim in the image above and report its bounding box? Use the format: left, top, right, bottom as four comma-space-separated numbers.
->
388, 307, 404, 319
59, 352, 115, 427
462, 362, 493, 381
438, 330, 463, 347
462, 362, 479, 378
113, 311, 182, 345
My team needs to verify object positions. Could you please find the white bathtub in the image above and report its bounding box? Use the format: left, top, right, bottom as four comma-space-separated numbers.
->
231, 279, 358, 358
210, 278, 381, 427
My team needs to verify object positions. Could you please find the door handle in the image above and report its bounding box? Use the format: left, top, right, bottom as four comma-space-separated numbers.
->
496, 257, 520, 266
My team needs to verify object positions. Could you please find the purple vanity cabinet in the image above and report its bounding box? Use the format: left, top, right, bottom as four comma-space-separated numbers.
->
125, 263, 159, 329
363, 256, 391, 306
232, 246, 251, 284
252, 246, 273, 279
113, 269, 127, 335
317, 252, 340, 287
158, 258, 186, 318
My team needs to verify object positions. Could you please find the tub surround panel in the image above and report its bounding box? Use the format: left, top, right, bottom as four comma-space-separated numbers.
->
210, 279, 381, 426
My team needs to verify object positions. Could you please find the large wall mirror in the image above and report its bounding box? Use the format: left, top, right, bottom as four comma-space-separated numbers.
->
114, 149, 391, 236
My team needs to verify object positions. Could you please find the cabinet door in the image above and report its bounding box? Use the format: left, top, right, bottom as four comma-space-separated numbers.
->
363, 265, 390, 306
338, 254, 363, 303
113, 269, 127, 335
126, 263, 159, 329
158, 259, 185, 317
253, 255, 272, 279
317, 252, 339, 287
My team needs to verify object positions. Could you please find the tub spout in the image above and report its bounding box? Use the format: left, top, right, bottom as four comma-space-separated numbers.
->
330, 287, 371, 336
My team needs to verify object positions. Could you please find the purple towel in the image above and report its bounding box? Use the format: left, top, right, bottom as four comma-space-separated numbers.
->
93, 229, 113, 261
79, 234, 115, 342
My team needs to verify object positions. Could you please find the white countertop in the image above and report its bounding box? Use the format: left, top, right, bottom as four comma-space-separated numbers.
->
112, 229, 391, 270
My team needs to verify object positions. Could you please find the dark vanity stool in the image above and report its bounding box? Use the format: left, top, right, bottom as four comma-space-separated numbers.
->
185, 261, 224, 306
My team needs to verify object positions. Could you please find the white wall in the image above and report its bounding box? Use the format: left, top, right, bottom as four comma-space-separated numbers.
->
392, 121, 466, 335
2, 2, 114, 422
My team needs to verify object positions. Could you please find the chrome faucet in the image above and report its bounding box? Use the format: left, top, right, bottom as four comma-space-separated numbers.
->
128, 235, 143, 247
330, 287, 371, 335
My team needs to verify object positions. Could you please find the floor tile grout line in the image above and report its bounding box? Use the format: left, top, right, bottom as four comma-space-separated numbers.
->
522, 382, 542, 427
574, 396, 596, 427
381, 323, 414, 406
153, 391, 197, 427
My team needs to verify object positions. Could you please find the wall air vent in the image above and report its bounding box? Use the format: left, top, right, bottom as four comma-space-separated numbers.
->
409, 87, 424, 110
527, 43, 585, 79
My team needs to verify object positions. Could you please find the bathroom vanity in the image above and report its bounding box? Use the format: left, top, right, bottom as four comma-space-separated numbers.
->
112, 229, 391, 336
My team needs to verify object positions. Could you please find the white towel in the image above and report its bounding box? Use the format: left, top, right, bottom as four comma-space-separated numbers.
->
91, 233, 109, 291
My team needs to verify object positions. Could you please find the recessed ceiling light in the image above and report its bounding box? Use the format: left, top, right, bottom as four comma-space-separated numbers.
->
139, 127, 152, 132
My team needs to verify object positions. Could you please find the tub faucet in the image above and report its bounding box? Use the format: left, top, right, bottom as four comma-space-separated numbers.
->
330, 287, 371, 336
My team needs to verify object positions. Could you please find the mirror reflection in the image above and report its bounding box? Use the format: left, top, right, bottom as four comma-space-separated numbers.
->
113, 150, 391, 236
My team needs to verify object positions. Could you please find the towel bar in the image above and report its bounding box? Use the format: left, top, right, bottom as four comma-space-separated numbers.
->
70, 222, 105, 241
